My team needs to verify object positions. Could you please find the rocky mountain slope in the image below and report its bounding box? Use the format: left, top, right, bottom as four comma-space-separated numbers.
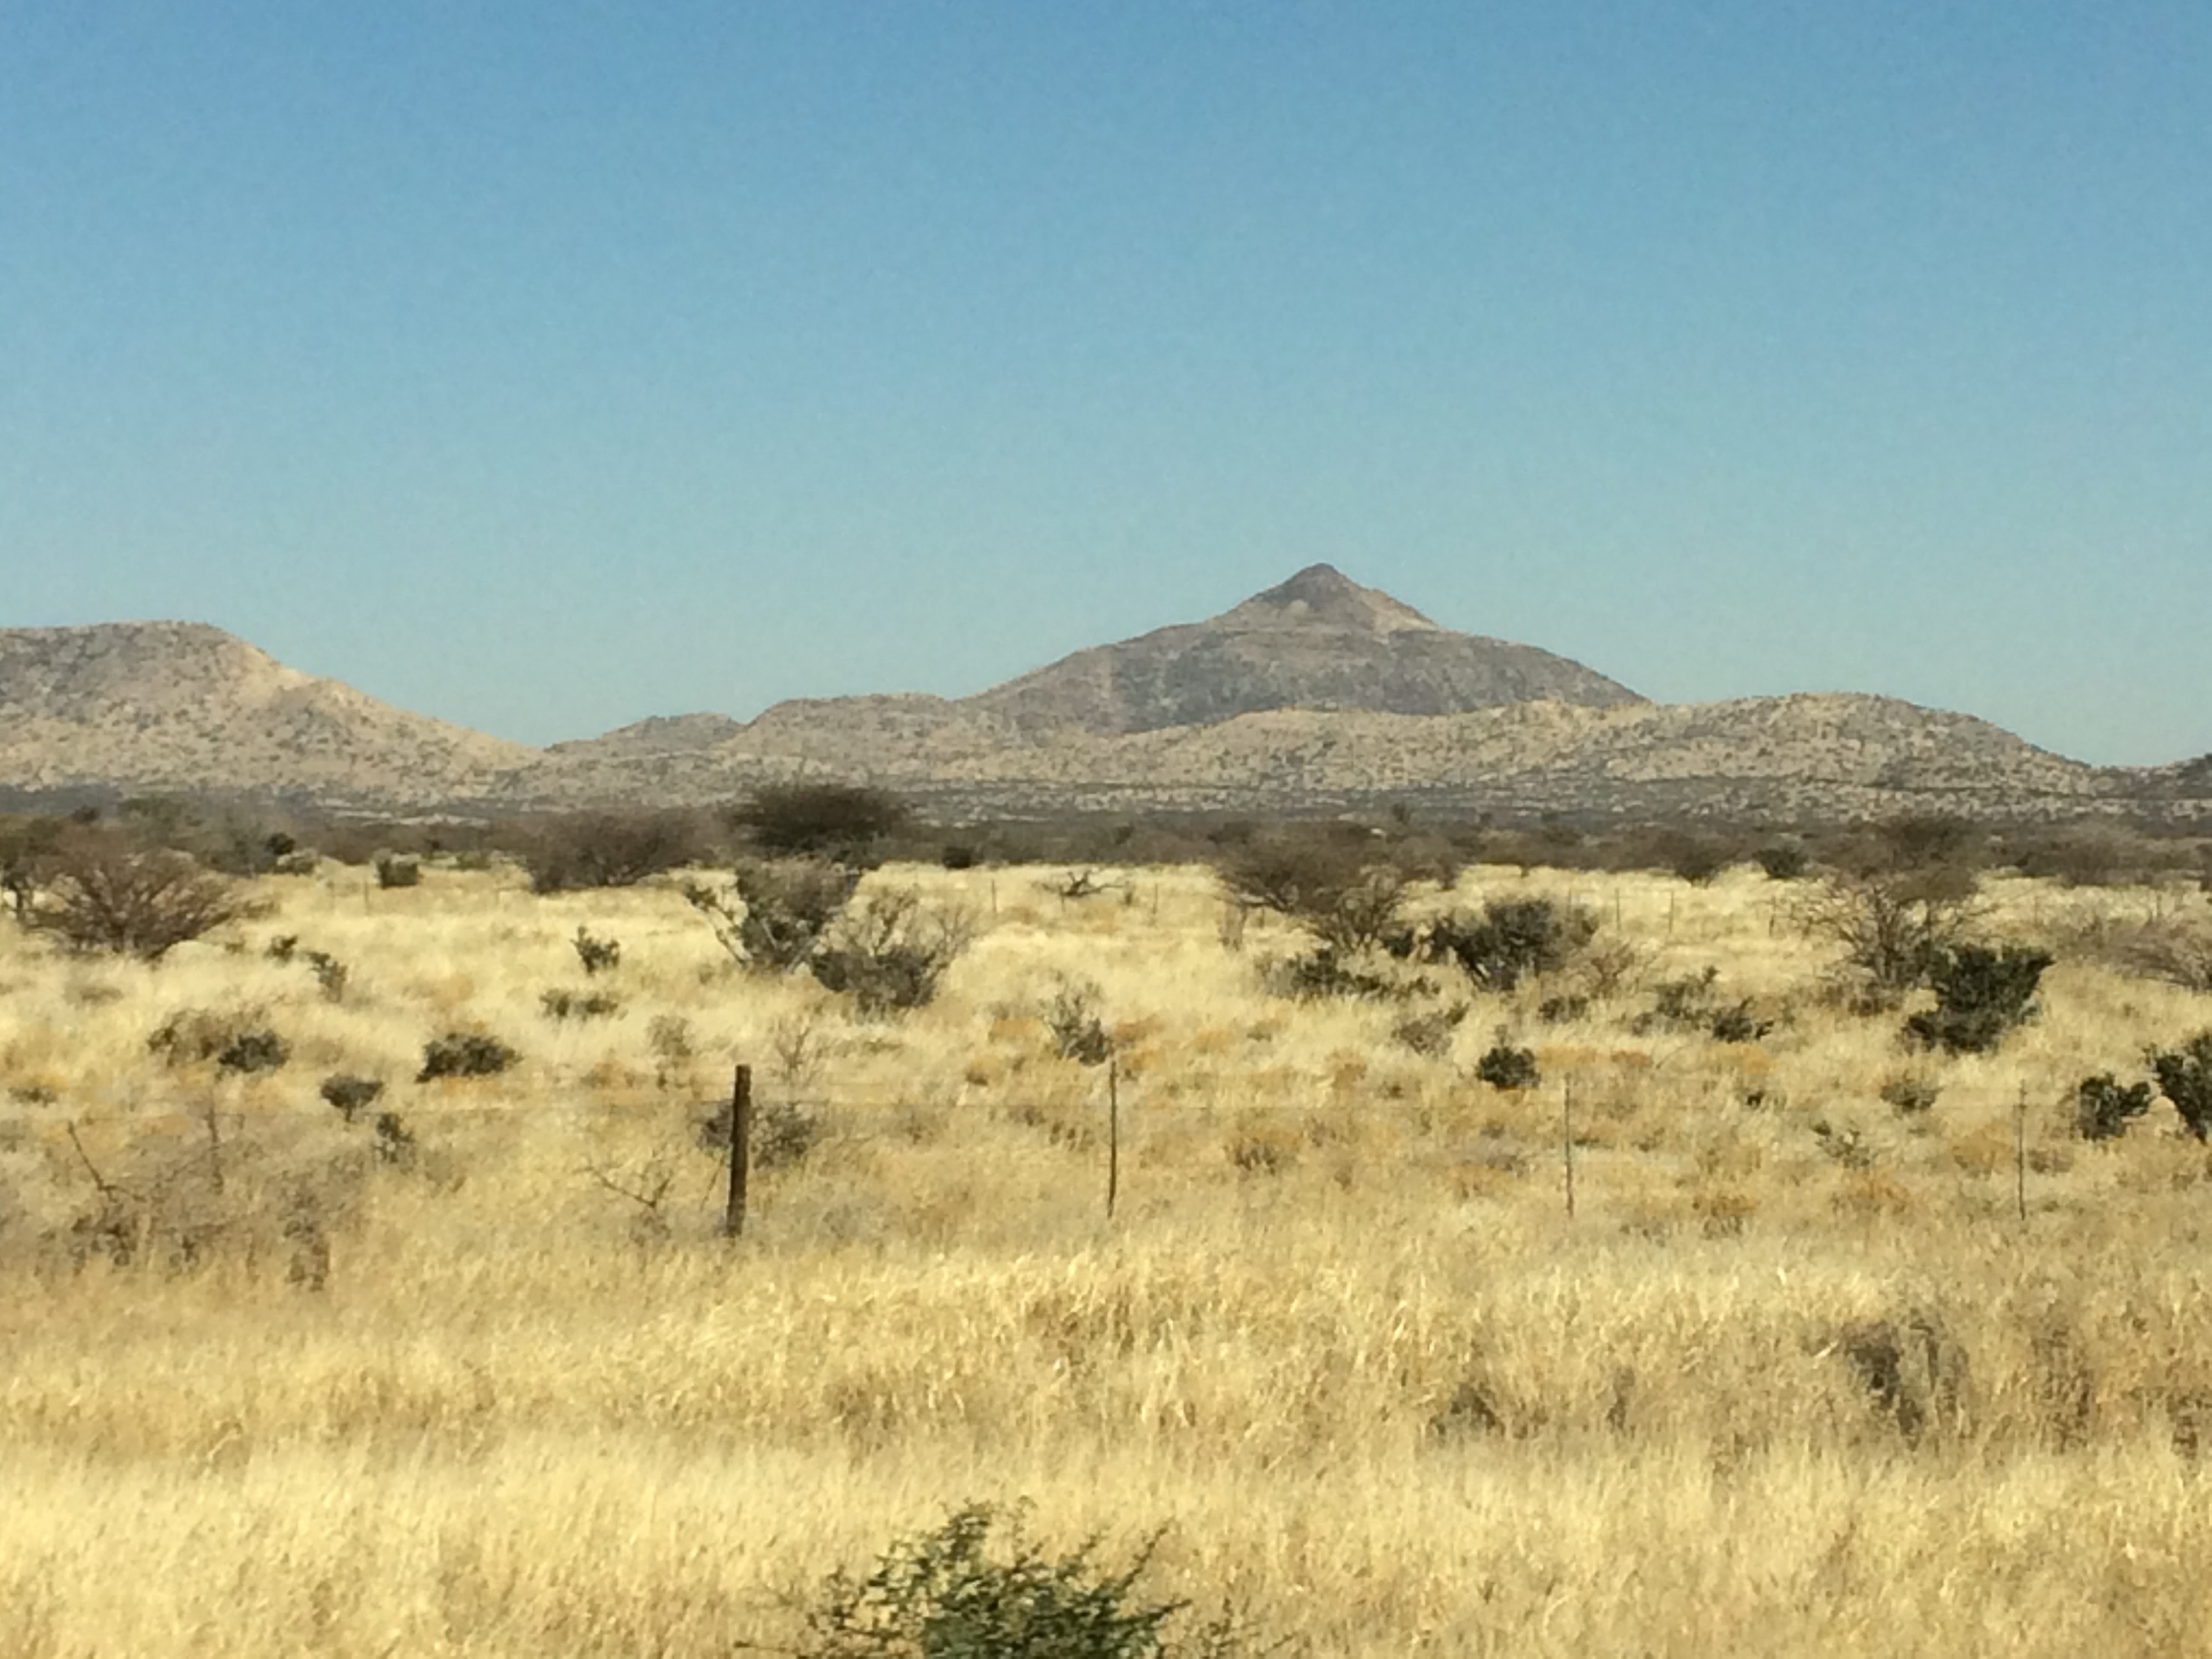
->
1, 580, 2204, 824
0, 621, 534, 806
965, 564, 1644, 733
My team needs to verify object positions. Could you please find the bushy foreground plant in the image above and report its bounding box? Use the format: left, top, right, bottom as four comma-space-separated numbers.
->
2076, 1073, 2156, 1141
1426, 897, 1598, 991
2150, 1033, 2212, 1141
771, 1503, 1252, 1659
1904, 945, 2052, 1055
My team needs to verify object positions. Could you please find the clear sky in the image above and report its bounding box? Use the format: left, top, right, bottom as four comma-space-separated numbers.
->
2, 2, 2206, 765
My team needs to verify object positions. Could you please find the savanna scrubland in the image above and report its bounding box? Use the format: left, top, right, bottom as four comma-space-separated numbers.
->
5, 829, 2212, 1658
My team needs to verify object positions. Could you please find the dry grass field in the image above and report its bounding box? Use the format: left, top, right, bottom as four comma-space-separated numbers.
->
5, 853, 2212, 1656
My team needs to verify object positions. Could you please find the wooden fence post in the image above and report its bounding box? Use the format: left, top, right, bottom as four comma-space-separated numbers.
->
2015, 1085, 2028, 1226
1562, 1077, 1577, 1221
1106, 1054, 1121, 1221
722, 1063, 752, 1239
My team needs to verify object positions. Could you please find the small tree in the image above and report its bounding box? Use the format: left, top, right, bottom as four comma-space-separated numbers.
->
20, 830, 239, 960
730, 783, 908, 865
1215, 834, 1410, 955
524, 810, 705, 893
1797, 868, 1978, 998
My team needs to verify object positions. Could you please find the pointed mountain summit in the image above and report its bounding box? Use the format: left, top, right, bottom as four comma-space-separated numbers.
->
962, 564, 1643, 735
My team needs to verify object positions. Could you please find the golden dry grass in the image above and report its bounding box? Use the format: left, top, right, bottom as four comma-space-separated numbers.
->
5, 858, 2212, 1656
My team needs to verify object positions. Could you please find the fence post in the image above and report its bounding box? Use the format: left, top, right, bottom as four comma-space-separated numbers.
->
722, 1063, 752, 1239
1562, 1077, 1576, 1221
2014, 1085, 2028, 1226
1106, 1054, 1121, 1221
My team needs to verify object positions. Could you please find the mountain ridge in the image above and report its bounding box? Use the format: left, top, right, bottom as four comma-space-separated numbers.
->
1, 575, 2205, 824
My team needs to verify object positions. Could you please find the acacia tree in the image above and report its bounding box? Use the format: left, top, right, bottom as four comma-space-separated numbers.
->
21, 830, 239, 960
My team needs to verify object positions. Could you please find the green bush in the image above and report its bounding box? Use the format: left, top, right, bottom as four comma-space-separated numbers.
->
1904, 945, 2052, 1054
573, 926, 621, 975
1260, 949, 1404, 1002
1475, 1042, 1540, 1092
417, 1033, 518, 1082
1427, 898, 1597, 992
2150, 1033, 2212, 1141
320, 1074, 386, 1123
777, 1502, 1248, 1659
686, 860, 862, 972
2076, 1073, 2155, 1141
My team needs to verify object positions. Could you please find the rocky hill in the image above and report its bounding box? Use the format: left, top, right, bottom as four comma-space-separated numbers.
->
0, 621, 534, 807
964, 563, 1643, 733
2, 580, 2205, 826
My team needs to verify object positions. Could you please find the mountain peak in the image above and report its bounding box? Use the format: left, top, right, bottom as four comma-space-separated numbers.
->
1227, 565, 1443, 634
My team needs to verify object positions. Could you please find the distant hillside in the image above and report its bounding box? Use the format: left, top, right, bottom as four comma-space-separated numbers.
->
3, 581, 2205, 826
0, 621, 536, 806
964, 563, 1644, 733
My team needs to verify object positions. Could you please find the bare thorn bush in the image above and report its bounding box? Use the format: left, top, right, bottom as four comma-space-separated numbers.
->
20, 830, 239, 960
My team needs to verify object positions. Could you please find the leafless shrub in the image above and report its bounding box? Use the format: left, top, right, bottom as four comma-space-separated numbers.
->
524, 810, 706, 894
2074, 913, 2212, 993
1216, 834, 1410, 954
20, 831, 239, 960
811, 889, 974, 1015
1795, 868, 1980, 1000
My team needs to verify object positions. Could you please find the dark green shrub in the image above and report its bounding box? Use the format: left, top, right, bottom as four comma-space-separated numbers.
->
373, 853, 420, 889
573, 926, 621, 975
1904, 945, 2052, 1055
779, 1502, 1246, 1659
730, 783, 908, 866
1475, 1042, 1540, 1092
941, 843, 980, 871
2150, 1033, 2212, 1141
1427, 897, 1597, 991
372, 1111, 417, 1166
1261, 949, 1402, 1002
417, 1033, 519, 1082
216, 1029, 289, 1074
2076, 1073, 2156, 1141
304, 950, 348, 1002
320, 1074, 386, 1123
1537, 993, 1591, 1024
1754, 843, 1811, 881
540, 988, 621, 1022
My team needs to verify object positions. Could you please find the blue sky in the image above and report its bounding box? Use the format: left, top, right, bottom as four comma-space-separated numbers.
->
1, 2, 2205, 764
